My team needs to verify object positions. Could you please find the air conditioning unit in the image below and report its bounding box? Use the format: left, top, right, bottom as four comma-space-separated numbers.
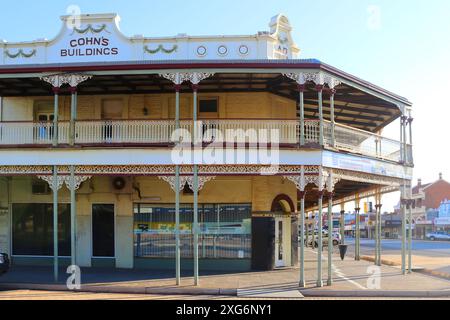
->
110, 176, 133, 194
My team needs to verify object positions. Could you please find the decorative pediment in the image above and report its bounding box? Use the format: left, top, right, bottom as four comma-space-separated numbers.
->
0, 13, 300, 66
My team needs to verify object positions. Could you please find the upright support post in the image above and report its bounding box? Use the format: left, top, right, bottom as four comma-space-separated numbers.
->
69, 87, 77, 146
327, 191, 333, 286
299, 190, 306, 288
374, 197, 379, 265
70, 165, 76, 266
339, 210, 345, 244
174, 84, 181, 285
52, 87, 59, 147
401, 184, 407, 275
340, 207, 345, 245
375, 191, 382, 266
408, 197, 413, 273
316, 85, 324, 146
407, 117, 414, 164
192, 84, 199, 286
330, 89, 336, 148
354, 196, 361, 261
402, 116, 408, 164
298, 84, 305, 146
317, 190, 324, 287
52, 166, 59, 282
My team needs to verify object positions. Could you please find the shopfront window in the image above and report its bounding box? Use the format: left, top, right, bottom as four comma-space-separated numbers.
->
134, 204, 251, 259
12, 203, 71, 256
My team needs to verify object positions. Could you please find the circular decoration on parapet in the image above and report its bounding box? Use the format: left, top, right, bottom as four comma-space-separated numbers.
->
238, 45, 249, 56
196, 45, 207, 57
217, 45, 228, 56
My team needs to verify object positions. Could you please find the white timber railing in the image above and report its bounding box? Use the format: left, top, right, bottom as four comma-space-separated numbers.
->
0, 119, 410, 164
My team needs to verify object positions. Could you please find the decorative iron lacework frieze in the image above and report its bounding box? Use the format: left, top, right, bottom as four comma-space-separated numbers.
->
0, 165, 407, 188
37, 175, 92, 191
41, 73, 93, 88
330, 168, 404, 187
159, 72, 215, 85
158, 175, 216, 192
283, 71, 341, 88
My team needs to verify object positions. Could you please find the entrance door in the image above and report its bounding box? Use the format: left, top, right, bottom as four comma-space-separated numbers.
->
92, 204, 115, 257
275, 217, 285, 267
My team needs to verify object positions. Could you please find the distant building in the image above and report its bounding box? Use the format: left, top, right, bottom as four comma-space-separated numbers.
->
411, 173, 450, 238
438, 199, 450, 218
434, 199, 450, 232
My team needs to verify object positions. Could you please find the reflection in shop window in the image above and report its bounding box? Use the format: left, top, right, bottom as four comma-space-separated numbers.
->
12, 203, 71, 256
133, 204, 251, 259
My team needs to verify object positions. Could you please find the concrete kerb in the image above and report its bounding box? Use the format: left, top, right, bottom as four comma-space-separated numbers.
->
360, 255, 450, 280
299, 289, 450, 298
0, 282, 238, 296
1, 282, 450, 298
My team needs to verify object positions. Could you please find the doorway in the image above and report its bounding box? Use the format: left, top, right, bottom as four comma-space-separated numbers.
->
271, 194, 296, 268
92, 204, 115, 257
275, 217, 285, 267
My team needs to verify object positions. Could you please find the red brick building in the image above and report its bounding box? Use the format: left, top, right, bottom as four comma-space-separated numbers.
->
411, 173, 450, 238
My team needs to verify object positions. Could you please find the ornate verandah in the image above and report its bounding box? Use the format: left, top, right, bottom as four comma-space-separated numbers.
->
0, 164, 411, 287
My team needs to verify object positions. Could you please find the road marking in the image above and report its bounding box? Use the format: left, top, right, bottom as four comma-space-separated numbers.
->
309, 249, 367, 290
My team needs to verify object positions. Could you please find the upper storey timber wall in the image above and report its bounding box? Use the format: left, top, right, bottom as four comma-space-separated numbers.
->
0, 13, 299, 66
1, 92, 296, 121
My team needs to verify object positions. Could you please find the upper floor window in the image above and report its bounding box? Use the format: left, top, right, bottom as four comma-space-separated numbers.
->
199, 98, 218, 114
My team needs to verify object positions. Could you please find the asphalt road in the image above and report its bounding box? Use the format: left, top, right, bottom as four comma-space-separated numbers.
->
344, 238, 450, 275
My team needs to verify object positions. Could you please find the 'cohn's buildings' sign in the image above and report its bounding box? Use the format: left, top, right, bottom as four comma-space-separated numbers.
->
61, 36, 119, 57
0, 13, 299, 65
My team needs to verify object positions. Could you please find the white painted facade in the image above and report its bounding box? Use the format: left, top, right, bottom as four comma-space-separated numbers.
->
0, 13, 299, 66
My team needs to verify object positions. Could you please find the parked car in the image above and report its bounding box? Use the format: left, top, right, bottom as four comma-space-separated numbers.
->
0, 253, 10, 275
304, 230, 340, 247
426, 232, 450, 241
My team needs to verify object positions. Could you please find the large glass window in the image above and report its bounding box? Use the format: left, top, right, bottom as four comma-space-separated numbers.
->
134, 204, 251, 259
12, 203, 71, 256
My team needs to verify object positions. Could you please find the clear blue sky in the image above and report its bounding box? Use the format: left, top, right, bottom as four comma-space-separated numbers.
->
1, 0, 449, 210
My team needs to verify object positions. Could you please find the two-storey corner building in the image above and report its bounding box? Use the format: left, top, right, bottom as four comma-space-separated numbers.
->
0, 13, 414, 284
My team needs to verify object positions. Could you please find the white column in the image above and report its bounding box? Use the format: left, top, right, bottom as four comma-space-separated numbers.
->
354, 196, 361, 261
70, 166, 76, 266
401, 184, 407, 275
298, 84, 306, 146
175, 84, 181, 285
52, 87, 60, 147
330, 89, 336, 148
52, 166, 59, 282
327, 190, 333, 286
299, 190, 306, 287
317, 190, 324, 287
192, 83, 200, 286
69, 87, 77, 146
317, 85, 324, 146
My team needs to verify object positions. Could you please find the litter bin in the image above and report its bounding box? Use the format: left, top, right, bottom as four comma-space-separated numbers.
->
338, 245, 348, 261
